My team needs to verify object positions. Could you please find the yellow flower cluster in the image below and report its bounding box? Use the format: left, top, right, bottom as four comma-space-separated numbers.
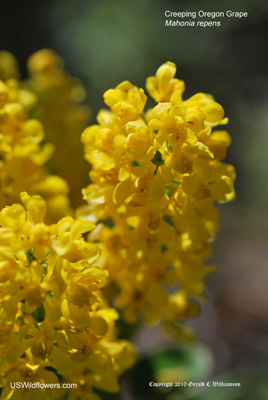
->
0, 51, 235, 397
81, 62, 235, 341
27, 49, 91, 208
0, 52, 70, 222
0, 193, 136, 400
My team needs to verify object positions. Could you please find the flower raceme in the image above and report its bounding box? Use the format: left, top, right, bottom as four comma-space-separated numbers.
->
27, 49, 91, 208
81, 62, 236, 341
0, 52, 71, 222
0, 193, 136, 400
0, 48, 91, 215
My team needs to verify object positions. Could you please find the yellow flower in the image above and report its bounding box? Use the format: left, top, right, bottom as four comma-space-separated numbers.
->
0, 59, 71, 222
0, 193, 136, 399
81, 61, 236, 341
27, 49, 91, 208
146, 61, 185, 102
0, 51, 19, 81
104, 80, 147, 123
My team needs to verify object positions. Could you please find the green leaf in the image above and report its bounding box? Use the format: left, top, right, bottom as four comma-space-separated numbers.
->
150, 344, 213, 383
151, 150, 165, 167
151, 151, 165, 175
130, 344, 214, 399
31, 304, 45, 323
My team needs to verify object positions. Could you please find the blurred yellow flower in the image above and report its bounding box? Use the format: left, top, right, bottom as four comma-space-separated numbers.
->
0, 56, 71, 222
27, 49, 91, 208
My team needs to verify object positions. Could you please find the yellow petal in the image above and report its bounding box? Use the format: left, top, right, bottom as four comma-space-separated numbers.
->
89, 316, 109, 336
113, 178, 132, 206
51, 346, 74, 374
150, 175, 165, 203
193, 158, 212, 181
113, 134, 126, 156
203, 102, 224, 124
20, 192, 46, 223
182, 174, 201, 195
210, 130, 231, 146
70, 218, 95, 239
147, 283, 168, 306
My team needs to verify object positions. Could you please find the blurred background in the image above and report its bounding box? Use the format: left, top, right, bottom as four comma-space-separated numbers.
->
1, 0, 268, 398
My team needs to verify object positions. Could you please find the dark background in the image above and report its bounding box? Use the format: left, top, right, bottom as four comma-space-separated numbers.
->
1, 0, 268, 398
